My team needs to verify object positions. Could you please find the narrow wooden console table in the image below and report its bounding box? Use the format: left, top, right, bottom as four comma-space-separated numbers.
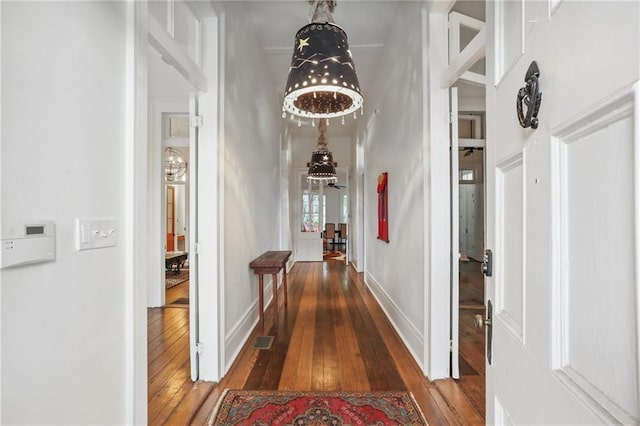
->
249, 250, 292, 330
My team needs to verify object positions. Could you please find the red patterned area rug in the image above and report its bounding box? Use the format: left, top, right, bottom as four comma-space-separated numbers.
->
208, 389, 428, 425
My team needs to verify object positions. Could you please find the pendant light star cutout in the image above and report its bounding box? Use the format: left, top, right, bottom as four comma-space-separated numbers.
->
298, 37, 310, 51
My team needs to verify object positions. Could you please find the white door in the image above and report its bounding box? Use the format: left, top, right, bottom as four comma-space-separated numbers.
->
296, 172, 324, 261
459, 184, 477, 259
450, 87, 460, 378
485, 1, 639, 424
188, 93, 200, 381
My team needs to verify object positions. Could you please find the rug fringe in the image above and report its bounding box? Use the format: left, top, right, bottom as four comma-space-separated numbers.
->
207, 388, 230, 426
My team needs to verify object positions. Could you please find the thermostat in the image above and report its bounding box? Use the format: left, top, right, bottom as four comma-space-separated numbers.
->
1, 220, 55, 268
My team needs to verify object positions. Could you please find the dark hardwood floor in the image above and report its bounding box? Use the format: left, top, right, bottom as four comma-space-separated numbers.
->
457, 259, 486, 418
147, 274, 217, 425
148, 260, 485, 425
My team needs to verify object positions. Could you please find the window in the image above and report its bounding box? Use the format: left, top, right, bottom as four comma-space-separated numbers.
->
302, 191, 325, 232
460, 169, 475, 181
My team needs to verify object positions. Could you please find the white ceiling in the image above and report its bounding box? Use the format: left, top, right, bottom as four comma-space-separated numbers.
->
248, 1, 400, 95
243, 0, 486, 138
153, 1, 487, 138
244, 0, 401, 138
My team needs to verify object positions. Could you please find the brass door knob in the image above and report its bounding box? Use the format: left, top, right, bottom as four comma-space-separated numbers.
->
474, 314, 492, 328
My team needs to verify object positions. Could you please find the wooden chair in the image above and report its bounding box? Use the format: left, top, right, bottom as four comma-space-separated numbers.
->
324, 223, 336, 250
339, 223, 347, 249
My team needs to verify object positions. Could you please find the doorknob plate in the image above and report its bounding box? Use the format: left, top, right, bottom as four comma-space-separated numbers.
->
487, 300, 493, 365
482, 249, 493, 277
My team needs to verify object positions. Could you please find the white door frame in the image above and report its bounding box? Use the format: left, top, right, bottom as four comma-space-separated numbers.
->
188, 94, 200, 381
128, 1, 150, 423
129, 2, 221, 423
152, 107, 189, 308
450, 87, 460, 379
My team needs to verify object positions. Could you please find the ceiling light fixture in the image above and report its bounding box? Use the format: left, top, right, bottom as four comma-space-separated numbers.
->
164, 147, 187, 181
307, 119, 337, 182
283, 0, 363, 122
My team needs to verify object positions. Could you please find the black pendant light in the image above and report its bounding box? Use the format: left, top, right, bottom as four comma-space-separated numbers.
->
283, 0, 363, 121
307, 119, 337, 182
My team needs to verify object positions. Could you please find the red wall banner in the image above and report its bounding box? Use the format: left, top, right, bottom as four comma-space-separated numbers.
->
377, 172, 389, 242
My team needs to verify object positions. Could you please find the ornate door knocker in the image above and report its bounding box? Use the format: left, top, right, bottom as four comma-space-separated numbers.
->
517, 61, 542, 129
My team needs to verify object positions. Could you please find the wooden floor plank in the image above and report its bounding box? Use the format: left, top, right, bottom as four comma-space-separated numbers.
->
293, 265, 318, 390
243, 262, 306, 390
148, 357, 191, 425
330, 269, 370, 391
344, 268, 405, 391
426, 383, 467, 425
458, 375, 485, 418
162, 380, 215, 426
435, 379, 485, 425
311, 266, 339, 390
346, 267, 464, 424
148, 260, 486, 425
277, 263, 317, 390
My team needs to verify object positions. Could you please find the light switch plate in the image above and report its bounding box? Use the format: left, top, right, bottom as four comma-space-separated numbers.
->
75, 218, 117, 251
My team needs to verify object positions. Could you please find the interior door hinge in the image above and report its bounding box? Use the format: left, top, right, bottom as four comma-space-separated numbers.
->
449, 339, 453, 352
449, 112, 454, 124
192, 242, 201, 254
195, 342, 204, 355
190, 115, 203, 128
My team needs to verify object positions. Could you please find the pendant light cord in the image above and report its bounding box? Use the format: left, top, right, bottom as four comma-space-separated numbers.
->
308, 0, 336, 23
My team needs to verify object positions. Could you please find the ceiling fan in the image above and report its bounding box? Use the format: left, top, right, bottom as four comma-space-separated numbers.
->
461, 147, 484, 157
327, 182, 346, 189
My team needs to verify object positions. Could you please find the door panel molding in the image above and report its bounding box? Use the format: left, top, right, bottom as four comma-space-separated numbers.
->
550, 0, 565, 16
494, 0, 525, 86
486, 0, 639, 421
495, 151, 526, 342
550, 84, 639, 425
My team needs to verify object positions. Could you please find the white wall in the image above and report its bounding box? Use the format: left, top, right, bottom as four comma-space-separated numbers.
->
1, 2, 129, 423
361, 2, 428, 368
281, 128, 294, 254
218, 3, 286, 369
351, 131, 365, 270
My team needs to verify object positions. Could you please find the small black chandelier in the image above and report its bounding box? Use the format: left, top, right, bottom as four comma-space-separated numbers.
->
283, 0, 363, 122
307, 119, 337, 182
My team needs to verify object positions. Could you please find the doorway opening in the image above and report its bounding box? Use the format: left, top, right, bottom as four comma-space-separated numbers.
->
162, 118, 190, 307
295, 168, 349, 263
457, 130, 485, 414
445, 0, 487, 418
147, 40, 200, 421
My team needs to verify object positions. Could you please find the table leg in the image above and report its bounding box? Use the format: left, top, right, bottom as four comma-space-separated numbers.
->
283, 267, 288, 306
258, 274, 264, 330
272, 273, 278, 328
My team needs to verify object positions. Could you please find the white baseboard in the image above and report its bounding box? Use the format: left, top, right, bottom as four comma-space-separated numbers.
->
364, 272, 424, 370
224, 277, 274, 368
